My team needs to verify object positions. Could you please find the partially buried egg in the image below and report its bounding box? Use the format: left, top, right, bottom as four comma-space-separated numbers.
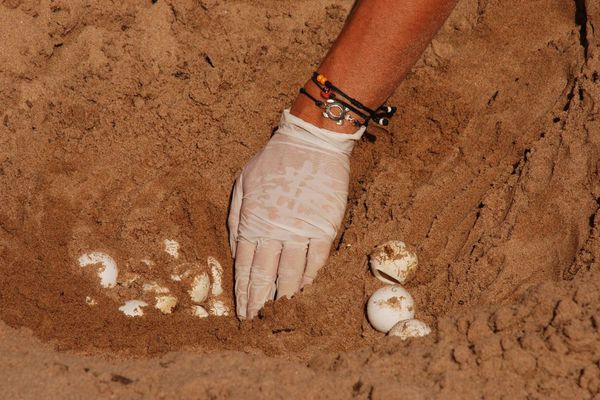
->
366, 285, 415, 333
189, 272, 210, 303
369, 240, 418, 285
388, 318, 431, 340
78, 251, 118, 288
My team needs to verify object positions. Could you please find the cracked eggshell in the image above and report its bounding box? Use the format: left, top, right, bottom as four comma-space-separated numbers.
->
208, 256, 224, 296
143, 281, 171, 294
388, 319, 431, 340
172, 262, 213, 305
191, 305, 209, 318
164, 239, 180, 259
189, 272, 210, 303
119, 300, 148, 317
209, 299, 230, 316
366, 285, 415, 333
119, 272, 141, 289
155, 295, 178, 314
369, 240, 418, 285
170, 262, 205, 282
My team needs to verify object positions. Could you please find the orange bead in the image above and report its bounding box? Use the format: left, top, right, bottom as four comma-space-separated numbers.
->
316, 74, 328, 85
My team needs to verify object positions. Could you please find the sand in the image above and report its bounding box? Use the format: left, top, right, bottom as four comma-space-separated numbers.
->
0, 0, 599, 398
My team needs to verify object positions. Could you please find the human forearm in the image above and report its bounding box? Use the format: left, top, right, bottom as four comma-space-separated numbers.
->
229, 0, 458, 319
291, 0, 458, 133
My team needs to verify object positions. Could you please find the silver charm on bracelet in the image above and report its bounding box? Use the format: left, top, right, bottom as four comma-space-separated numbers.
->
322, 99, 355, 125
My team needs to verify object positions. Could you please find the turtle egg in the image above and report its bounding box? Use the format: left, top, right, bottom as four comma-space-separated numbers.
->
366, 285, 415, 333
119, 300, 148, 317
78, 251, 118, 288
388, 319, 431, 340
369, 240, 418, 285
189, 272, 210, 303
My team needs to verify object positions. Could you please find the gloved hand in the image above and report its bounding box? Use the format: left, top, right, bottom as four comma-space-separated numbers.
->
228, 110, 365, 319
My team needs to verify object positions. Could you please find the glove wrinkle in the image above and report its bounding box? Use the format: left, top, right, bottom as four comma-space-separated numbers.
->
278, 109, 365, 156
229, 110, 356, 319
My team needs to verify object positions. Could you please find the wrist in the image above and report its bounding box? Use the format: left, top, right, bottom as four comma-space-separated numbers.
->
278, 109, 365, 156
290, 80, 362, 134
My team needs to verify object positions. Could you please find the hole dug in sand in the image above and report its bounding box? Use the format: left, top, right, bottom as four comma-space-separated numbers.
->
0, 0, 599, 397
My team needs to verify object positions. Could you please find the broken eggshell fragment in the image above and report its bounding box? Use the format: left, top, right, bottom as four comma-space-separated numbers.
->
209, 299, 230, 316
142, 281, 177, 314
119, 300, 148, 317
369, 240, 418, 285
208, 256, 224, 296
170, 262, 201, 283
155, 295, 178, 314
119, 272, 141, 289
366, 285, 415, 333
142, 281, 171, 294
85, 296, 97, 306
189, 272, 210, 303
164, 239, 180, 259
191, 305, 209, 318
171, 262, 211, 303
388, 318, 432, 340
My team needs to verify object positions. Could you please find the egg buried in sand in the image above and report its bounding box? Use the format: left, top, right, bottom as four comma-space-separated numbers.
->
366, 285, 415, 333
388, 318, 431, 339
369, 240, 418, 285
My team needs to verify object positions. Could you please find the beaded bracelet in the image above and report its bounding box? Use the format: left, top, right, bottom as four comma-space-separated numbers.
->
299, 72, 397, 127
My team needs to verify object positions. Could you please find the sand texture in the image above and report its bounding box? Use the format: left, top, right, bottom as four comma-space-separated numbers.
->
1, 0, 600, 398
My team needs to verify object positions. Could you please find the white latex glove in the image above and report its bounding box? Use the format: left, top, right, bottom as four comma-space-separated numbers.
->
228, 109, 365, 319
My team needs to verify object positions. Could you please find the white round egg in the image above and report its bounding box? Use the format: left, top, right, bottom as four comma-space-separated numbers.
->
366, 285, 415, 333
388, 318, 431, 340
369, 241, 418, 285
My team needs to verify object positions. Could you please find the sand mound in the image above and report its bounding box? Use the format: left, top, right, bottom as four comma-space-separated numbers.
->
1, 0, 599, 398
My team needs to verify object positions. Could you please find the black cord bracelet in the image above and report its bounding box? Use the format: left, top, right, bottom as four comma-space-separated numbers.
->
299, 88, 365, 127
308, 72, 397, 127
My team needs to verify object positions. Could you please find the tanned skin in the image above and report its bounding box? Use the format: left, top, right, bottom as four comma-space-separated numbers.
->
290, 0, 458, 133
